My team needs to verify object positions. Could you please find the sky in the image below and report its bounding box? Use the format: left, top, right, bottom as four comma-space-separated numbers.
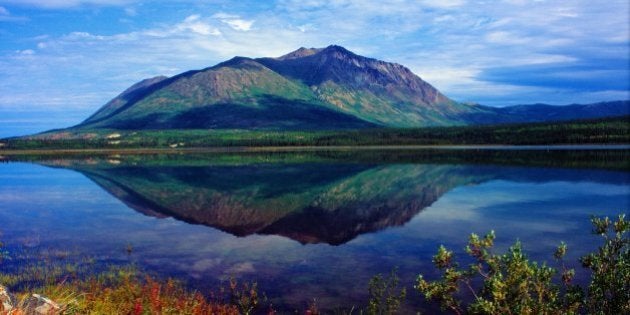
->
0, 0, 628, 137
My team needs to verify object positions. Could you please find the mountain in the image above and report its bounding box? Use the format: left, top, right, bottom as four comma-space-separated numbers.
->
467, 100, 630, 124
255, 45, 479, 126
79, 55, 376, 130
57, 45, 629, 131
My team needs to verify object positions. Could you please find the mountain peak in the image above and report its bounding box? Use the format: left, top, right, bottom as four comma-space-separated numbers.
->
213, 56, 263, 69
322, 44, 352, 54
258, 44, 453, 109
276, 47, 323, 60
275, 45, 356, 61
315, 45, 362, 61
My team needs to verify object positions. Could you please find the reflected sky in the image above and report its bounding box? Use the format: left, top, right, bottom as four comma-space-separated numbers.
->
0, 151, 628, 312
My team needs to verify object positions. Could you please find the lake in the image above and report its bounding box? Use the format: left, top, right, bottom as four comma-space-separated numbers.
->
0, 148, 628, 313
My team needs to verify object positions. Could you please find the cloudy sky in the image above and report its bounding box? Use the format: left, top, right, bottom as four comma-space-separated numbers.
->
0, 0, 628, 136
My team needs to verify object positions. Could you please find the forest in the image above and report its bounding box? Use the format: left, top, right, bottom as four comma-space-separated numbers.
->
1, 116, 628, 150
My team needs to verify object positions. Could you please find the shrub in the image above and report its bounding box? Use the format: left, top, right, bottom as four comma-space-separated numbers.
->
415, 214, 628, 315
580, 215, 630, 314
367, 268, 407, 315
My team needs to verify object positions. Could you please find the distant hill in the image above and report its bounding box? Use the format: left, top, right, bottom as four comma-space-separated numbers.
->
65, 45, 627, 132
466, 100, 630, 125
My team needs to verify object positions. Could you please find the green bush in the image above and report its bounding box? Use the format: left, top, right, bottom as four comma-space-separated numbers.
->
581, 216, 630, 314
367, 268, 407, 315
415, 214, 629, 314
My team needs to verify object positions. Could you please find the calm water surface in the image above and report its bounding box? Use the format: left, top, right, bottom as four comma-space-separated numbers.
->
0, 149, 628, 312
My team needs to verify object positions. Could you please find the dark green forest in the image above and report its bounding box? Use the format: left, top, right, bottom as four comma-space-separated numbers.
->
1, 116, 628, 150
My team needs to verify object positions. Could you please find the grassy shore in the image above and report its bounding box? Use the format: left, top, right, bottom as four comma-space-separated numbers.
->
1, 144, 628, 157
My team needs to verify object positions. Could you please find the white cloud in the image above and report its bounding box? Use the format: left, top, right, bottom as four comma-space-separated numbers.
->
0, 0, 627, 117
212, 13, 254, 31
297, 23, 315, 32
410, 66, 480, 92
222, 19, 254, 31
421, 0, 467, 8
0, 12, 320, 113
0, 91, 110, 111
485, 31, 531, 45
517, 54, 577, 65
16, 49, 35, 55
0, 5, 8, 14
177, 15, 221, 36
433, 14, 455, 23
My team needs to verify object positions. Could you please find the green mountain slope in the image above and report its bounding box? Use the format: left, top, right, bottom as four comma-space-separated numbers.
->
80, 57, 375, 130
33, 45, 628, 133
71, 45, 493, 131
83, 75, 169, 123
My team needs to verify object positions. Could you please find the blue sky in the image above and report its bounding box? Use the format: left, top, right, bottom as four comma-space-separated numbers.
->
0, 0, 628, 137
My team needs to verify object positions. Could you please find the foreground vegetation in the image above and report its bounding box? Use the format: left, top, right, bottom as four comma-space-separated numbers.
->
415, 214, 629, 315
1, 214, 628, 314
0, 260, 260, 314
1, 116, 628, 150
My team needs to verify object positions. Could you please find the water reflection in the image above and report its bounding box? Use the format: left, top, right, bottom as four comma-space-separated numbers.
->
0, 149, 628, 312
22, 150, 625, 246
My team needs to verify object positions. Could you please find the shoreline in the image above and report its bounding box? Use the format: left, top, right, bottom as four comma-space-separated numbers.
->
1, 144, 629, 155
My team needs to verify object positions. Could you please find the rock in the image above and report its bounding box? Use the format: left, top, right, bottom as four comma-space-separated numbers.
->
0, 285, 15, 313
22, 294, 63, 315
0, 285, 64, 315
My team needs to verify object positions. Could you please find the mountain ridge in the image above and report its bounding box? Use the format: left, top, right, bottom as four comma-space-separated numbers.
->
42, 45, 630, 132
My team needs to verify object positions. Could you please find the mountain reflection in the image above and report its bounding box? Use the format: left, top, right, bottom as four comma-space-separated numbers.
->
24, 149, 628, 245
74, 164, 487, 244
